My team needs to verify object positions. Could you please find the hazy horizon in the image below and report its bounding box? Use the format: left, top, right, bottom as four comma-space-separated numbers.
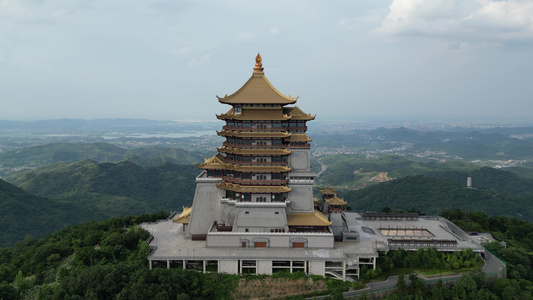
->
2, 1, 533, 121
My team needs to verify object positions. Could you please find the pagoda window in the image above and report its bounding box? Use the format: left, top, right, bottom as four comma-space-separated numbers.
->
242, 173, 251, 180
272, 173, 281, 180
207, 170, 215, 177
235, 172, 241, 179
272, 194, 281, 202
242, 123, 251, 129
272, 156, 281, 162
273, 140, 281, 146
243, 140, 251, 146
227, 154, 234, 161
282, 123, 288, 129
235, 122, 242, 128
234, 107, 242, 114
228, 122, 234, 128
242, 156, 251, 162
273, 123, 281, 129
298, 122, 305, 127
289, 122, 297, 128
235, 156, 241, 161
242, 193, 251, 202
215, 170, 223, 177
227, 138, 234, 144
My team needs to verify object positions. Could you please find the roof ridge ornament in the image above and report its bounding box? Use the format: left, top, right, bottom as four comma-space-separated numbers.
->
253, 53, 264, 74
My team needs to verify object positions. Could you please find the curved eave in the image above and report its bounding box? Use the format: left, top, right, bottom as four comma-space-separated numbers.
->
217, 147, 291, 155
217, 74, 298, 105
217, 182, 292, 193
287, 210, 333, 226
291, 115, 316, 121
325, 196, 347, 206
197, 154, 226, 169
319, 185, 337, 195
173, 207, 192, 224
217, 109, 292, 121
288, 134, 312, 142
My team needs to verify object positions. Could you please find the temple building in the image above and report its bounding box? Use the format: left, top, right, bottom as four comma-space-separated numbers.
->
142, 55, 485, 280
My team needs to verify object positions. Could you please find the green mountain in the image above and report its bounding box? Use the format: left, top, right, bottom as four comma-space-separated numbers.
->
0, 179, 97, 248
4, 160, 198, 214
341, 175, 533, 220
0, 142, 205, 171
1, 160, 198, 247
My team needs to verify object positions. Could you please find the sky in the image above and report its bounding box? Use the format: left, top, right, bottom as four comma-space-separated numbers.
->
1, 0, 533, 122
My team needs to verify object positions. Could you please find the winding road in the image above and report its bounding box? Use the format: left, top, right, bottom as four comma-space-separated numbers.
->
310, 250, 506, 299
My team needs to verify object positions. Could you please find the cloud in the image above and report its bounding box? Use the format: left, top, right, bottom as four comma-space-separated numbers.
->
269, 27, 281, 35
238, 31, 255, 40
376, 0, 533, 43
187, 53, 211, 67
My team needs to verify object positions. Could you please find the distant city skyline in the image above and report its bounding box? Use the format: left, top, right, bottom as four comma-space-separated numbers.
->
2, 0, 533, 121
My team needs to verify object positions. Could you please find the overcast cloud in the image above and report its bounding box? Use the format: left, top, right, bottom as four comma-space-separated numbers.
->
1, 0, 532, 122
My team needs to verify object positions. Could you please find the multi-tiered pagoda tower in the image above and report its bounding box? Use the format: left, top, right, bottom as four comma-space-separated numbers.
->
183, 54, 334, 248
146, 55, 483, 279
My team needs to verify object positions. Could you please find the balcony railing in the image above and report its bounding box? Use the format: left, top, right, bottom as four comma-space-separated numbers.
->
222, 176, 288, 185
224, 160, 288, 166
222, 125, 308, 132
222, 142, 288, 149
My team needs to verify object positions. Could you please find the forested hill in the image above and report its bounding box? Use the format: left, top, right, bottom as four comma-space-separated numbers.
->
340, 175, 533, 220
0, 142, 205, 170
0, 179, 97, 248
1, 160, 198, 247
5, 160, 198, 214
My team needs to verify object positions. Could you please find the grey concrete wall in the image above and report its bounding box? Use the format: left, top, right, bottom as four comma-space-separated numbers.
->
187, 176, 223, 236
309, 261, 325, 276
257, 260, 272, 275
219, 260, 238, 274
206, 232, 334, 248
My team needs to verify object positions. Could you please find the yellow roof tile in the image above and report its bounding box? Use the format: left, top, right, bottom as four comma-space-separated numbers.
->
287, 210, 333, 226
216, 56, 298, 105
325, 195, 347, 206
283, 107, 316, 121
197, 153, 226, 169
172, 206, 192, 224
217, 182, 292, 193
217, 108, 291, 121
319, 185, 337, 195
288, 133, 312, 142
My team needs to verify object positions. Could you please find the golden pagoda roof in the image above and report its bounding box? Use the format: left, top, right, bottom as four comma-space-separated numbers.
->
287, 210, 332, 226
217, 54, 298, 105
319, 185, 337, 195
217, 147, 291, 156
288, 133, 312, 142
217, 182, 292, 193
325, 195, 347, 206
217, 130, 291, 138
217, 108, 291, 121
283, 107, 316, 121
223, 164, 291, 172
172, 206, 192, 224
197, 153, 226, 169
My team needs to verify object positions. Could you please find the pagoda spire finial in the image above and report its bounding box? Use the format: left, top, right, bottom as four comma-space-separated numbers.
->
253, 53, 264, 74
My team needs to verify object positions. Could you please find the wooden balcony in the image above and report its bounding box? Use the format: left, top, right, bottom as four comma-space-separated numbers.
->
222, 176, 288, 185
222, 125, 307, 131
224, 160, 288, 166
222, 142, 288, 149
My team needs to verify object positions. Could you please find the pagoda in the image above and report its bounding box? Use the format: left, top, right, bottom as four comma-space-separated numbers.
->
183, 54, 334, 248
144, 55, 484, 279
